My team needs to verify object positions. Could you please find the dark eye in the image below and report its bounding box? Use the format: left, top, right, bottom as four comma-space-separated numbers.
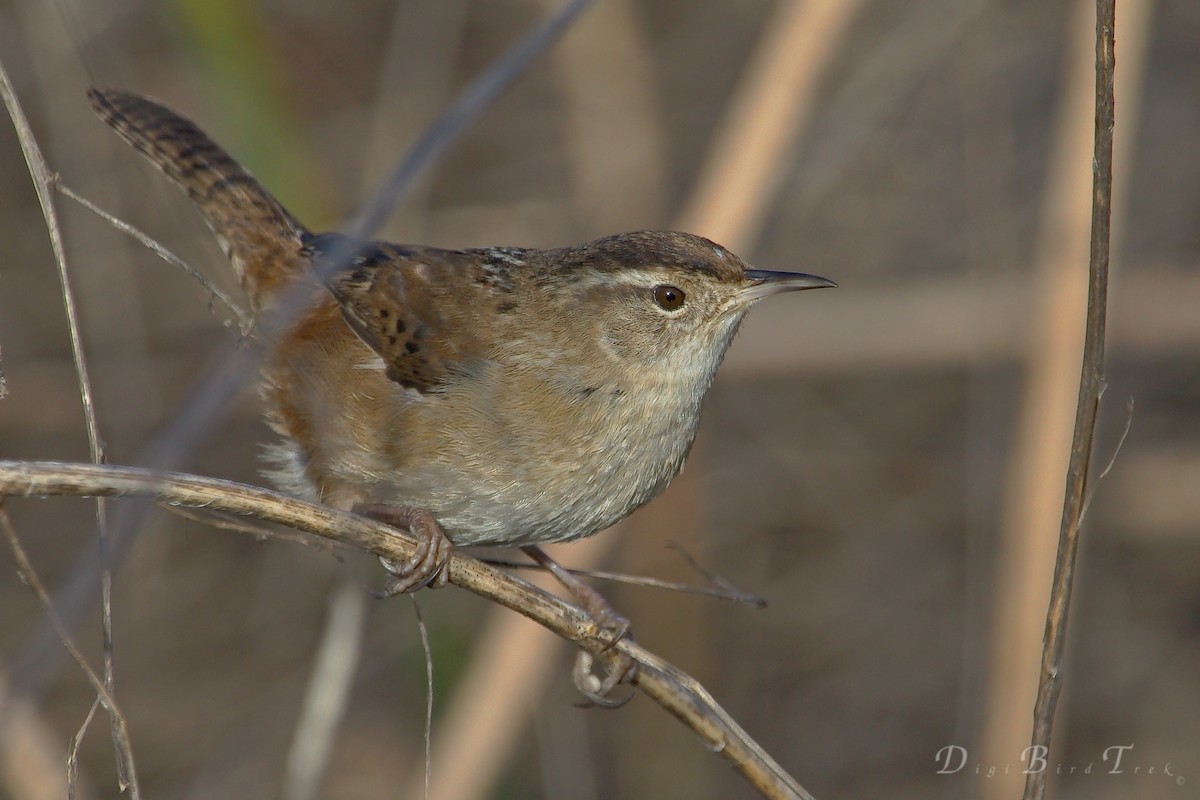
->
653, 284, 686, 311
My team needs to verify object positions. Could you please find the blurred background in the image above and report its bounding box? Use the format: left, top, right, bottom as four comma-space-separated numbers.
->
1, 0, 1198, 797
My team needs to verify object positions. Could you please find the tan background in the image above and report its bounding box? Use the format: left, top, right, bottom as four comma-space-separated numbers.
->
1, 0, 1198, 798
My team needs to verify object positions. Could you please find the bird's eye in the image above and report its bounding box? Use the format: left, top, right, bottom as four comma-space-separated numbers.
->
653, 284, 686, 311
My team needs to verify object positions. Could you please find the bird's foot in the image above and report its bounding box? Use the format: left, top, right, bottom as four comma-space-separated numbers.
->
522, 545, 637, 708
353, 504, 452, 596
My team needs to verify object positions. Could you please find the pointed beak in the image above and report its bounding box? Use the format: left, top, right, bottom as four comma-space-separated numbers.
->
741, 269, 837, 302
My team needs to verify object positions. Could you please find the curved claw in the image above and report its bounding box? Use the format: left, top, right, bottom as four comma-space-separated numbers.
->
573, 650, 637, 709
355, 504, 452, 596
594, 613, 632, 654
572, 615, 637, 708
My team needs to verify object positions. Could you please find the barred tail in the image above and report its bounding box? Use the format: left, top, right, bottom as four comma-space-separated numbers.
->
88, 88, 310, 308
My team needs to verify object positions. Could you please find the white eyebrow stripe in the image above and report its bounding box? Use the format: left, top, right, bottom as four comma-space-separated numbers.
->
573, 268, 671, 290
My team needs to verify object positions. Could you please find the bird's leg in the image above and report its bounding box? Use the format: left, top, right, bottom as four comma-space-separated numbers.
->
353, 504, 453, 596
521, 545, 637, 708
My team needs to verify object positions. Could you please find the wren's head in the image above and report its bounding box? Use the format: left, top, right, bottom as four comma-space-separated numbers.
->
548, 231, 834, 376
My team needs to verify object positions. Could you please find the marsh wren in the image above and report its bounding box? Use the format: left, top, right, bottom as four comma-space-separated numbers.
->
89, 89, 834, 601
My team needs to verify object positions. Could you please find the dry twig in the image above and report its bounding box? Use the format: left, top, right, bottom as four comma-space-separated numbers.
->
56, 182, 253, 335
1021, 2, 1116, 798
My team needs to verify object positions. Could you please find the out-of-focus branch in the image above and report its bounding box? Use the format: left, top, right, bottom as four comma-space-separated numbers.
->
677, 0, 865, 252
0, 460, 815, 800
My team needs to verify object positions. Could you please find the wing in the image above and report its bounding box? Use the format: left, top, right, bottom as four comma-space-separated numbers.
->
302, 233, 489, 392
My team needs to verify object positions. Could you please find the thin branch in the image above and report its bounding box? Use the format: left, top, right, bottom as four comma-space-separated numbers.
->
0, 54, 129, 792
159, 503, 288, 543
1079, 396, 1133, 524
56, 182, 253, 335
0, 505, 140, 799
667, 542, 768, 608
67, 698, 100, 800
0, 53, 102, 475
0, 460, 814, 800
484, 558, 766, 607
1022, 2, 1116, 799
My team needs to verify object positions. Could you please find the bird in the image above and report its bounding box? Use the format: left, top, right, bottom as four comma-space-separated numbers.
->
89, 88, 834, 698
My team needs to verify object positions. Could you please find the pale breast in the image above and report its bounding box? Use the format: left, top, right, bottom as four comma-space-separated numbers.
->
360, 359, 705, 546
